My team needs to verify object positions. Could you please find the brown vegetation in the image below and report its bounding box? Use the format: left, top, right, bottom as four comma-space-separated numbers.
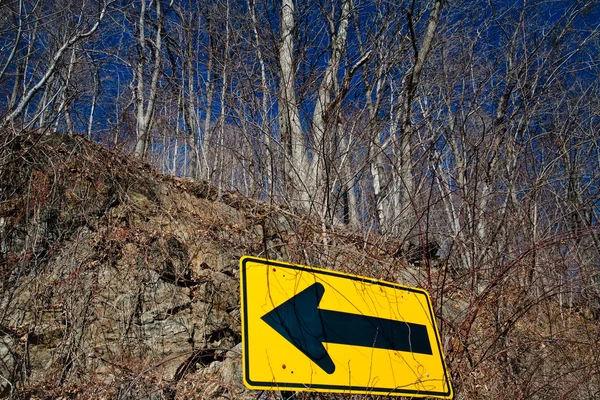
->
0, 133, 599, 399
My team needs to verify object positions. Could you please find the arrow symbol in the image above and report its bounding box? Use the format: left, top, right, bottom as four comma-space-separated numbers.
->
261, 282, 433, 374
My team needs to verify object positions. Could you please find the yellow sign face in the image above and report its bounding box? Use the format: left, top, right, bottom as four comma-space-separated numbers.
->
240, 256, 453, 398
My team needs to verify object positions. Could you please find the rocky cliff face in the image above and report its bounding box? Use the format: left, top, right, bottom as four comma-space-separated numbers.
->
0, 134, 437, 399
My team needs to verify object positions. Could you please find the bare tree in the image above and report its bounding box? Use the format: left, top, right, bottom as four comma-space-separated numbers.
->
0, 0, 111, 132
133, 0, 165, 159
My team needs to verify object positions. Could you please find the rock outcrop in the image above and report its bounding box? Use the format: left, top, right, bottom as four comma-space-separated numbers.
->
0, 134, 433, 398
3, 134, 598, 400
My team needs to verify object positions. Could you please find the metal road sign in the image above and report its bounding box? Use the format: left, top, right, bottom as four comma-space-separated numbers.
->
239, 256, 453, 399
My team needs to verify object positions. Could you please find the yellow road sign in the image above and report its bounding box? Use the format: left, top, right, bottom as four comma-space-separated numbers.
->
240, 256, 453, 398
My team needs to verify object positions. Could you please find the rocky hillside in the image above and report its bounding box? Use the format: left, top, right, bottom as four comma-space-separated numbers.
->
1, 134, 599, 399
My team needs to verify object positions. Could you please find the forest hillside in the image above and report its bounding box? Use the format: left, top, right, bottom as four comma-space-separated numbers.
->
2, 0, 600, 397
0, 133, 599, 399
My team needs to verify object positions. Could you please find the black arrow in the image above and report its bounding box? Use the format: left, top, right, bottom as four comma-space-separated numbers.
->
261, 282, 433, 374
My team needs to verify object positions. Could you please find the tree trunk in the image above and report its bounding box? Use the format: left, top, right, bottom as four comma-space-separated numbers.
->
134, 0, 163, 160
278, 0, 309, 208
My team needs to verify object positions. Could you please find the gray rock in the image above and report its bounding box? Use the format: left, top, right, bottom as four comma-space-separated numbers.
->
221, 343, 243, 389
